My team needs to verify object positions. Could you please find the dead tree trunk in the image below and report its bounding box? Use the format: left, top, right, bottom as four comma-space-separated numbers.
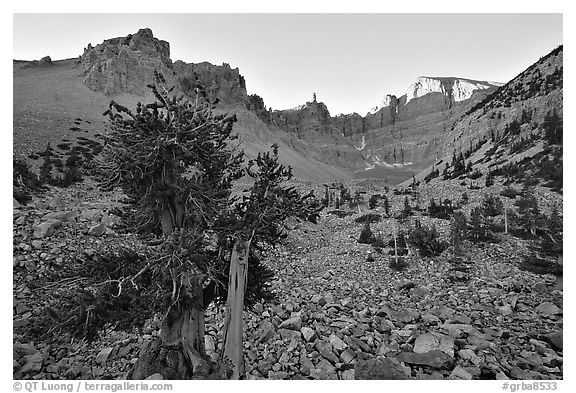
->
220, 236, 252, 379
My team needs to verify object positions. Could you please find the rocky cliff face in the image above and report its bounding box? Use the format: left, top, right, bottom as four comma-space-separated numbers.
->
268, 77, 500, 176
81, 28, 249, 107
173, 61, 248, 105
81, 28, 177, 95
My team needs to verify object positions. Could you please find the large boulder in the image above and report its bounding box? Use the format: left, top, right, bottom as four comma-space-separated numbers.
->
33, 219, 62, 239
395, 350, 455, 369
413, 333, 455, 356
354, 357, 410, 379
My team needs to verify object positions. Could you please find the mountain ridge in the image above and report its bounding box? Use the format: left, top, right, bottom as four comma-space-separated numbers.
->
13, 28, 562, 185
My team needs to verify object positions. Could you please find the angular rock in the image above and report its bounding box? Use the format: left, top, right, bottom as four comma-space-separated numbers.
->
328, 334, 348, 352
145, 373, 164, 380
14, 352, 44, 378
451, 314, 472, 324
95, 347, 114, 365
544, 330, 563, 351
299, 356, 314, 375
279, 328, 302, 340
535, 302, 561, 316
450, 365, 473, 380
440, 323, 474, 336
300, 327, 317, 342
33, 219, 61, 239
340, 348, 357, 363
395, 350, 455, 369
413, 333, 455, 356
44, 211, 78, 223
354, 357, 409, 379
314, 340, 339, 365
421, 314, 441, 324
344, 335, 373, 354
80, 209, 104, 222
88, 223, 107, 237
279, 316, 302, 331
311, 294, 327, 307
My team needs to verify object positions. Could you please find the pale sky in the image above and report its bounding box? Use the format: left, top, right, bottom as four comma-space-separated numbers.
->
13, 13, 562, 115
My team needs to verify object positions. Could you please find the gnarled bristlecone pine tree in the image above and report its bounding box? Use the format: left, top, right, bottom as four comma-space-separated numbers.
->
103, 70, 243, 379
103, 71, 322, 379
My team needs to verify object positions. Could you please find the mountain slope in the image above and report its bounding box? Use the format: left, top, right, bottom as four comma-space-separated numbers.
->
13, 29, 351, 183
400, 45, 563, 190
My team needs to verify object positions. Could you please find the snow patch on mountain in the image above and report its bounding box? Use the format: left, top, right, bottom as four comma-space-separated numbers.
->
364, 155, 413, 170
354, 135, 366, 151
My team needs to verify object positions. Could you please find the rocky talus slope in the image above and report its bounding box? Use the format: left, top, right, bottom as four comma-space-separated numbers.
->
13, 178, 562, 380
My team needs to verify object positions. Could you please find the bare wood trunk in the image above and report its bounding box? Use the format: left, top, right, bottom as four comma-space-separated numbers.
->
220, 237, 251, 379
159, 196, 185, 236
393, 225, 398, 263
131, 273, 213, 379
504, 208, 508, 234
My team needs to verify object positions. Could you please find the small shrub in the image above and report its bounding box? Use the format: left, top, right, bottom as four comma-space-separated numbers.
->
407, 219, 447, 257
482, 195, 503, 217
500, 186, 520, 199
355, 213, 382, 224
358, 222, 376, 244
389, 256, 408, 271
368, 194, 380, 209
328, 210, 354, 218
372, 236, 386, 251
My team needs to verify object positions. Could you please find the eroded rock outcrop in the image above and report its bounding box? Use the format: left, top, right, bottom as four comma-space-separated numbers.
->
81, 28, 176, 95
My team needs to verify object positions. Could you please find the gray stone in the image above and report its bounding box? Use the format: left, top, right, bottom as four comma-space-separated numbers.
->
450, 365, 473, 380
311, 294, 327, 307
395, 350, 455, 369
279, 328, 301, 340
95, 347, 114, 365
413, 333, 455, 356
88, 223, 107, 237
15, 303, 28, 315
33, 219, 61, 239
496, 372, 510, 380
354, 357, 409, 380
440, 323, 474, 336
145, 373, 164, 380
451, 314, 472, 324
300, 327, 317, 342
340, 348, 357, 363
314, 340, 339, 365
328, 334, 348, 352
341, 369, 355, 380
533, 282, 548, 293
299, 356, 314, 375
544, 330, 563, 351
257, 321, 276, 343
535, 302, 561, 316
279, 316, 302, 331
81, 209, 104, 222
44, 211, 77, 223
421, 313, 441, 324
